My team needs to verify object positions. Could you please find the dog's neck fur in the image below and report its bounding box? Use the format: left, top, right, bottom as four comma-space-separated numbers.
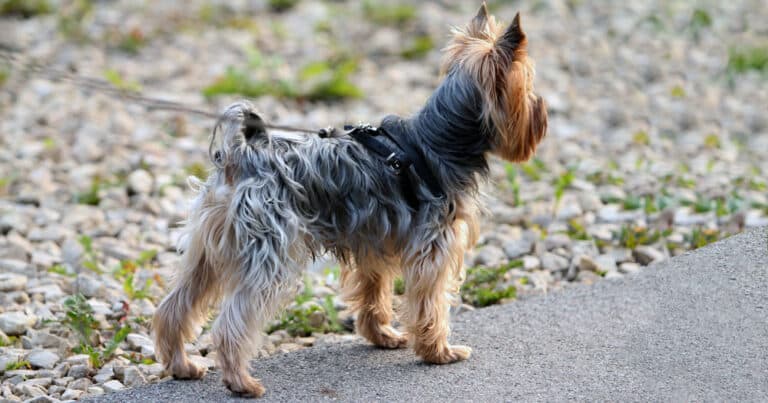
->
380, 70, 492, 200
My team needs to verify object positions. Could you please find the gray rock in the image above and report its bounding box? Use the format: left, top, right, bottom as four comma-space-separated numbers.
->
26, 351, 59, 369
609, 248, 634, 263
67, 364, 89, 379
544, 234, 572, 250
74, 274, 104, 298
86, 386, 104, 396
61, 238, 84, 265
93, 366, 114, 384
619, 262, 642, 274
0, 259, 35, 274
540, 252, 569, 272
0, 273, 27, 292
472, 245, 506, 267
21, 329, 64, 349
68, 378, 91, 391
0, 312, 37, 336
502, 238, 533, 259
634, 246, 665, 265
127, 170, 153, 195
61, 388, 84, 400
579, 255, 618, 274
522, 255, 540, 271
102, 380, 125, 393
126, 333, 153, 350
121, 367, 146, 387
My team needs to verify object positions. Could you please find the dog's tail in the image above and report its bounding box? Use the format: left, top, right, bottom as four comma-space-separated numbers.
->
209, 101, 266, 168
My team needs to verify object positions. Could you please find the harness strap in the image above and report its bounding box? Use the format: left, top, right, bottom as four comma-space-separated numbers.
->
336, 124, 444, 209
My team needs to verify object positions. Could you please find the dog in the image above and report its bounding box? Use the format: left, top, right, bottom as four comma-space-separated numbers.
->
153, 3, 546, 397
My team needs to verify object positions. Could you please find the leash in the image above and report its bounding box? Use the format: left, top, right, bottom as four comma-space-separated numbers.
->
1, 46, 444, 206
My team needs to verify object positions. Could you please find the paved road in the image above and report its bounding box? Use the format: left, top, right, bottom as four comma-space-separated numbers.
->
94, 227, 768, 402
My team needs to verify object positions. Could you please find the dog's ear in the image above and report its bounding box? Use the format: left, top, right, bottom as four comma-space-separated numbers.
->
496, 13, 527, 57
468, 2, 490, 35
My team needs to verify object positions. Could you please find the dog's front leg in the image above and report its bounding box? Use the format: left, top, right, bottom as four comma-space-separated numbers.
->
402, 235, 471, 364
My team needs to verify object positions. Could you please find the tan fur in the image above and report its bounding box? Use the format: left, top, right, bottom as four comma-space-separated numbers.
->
442, 4, 547, 162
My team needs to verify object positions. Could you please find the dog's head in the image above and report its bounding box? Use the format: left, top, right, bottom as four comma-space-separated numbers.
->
442, 3, 547, 162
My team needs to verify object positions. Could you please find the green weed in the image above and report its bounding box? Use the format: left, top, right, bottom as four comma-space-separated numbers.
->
0, 0, 50, 17
48, 264, 76, 277
520, 158, 547, 181
185, 162, 209, 180
728, 46, 768, 74
363, 1, 415, 26
401, 35, 434, 59
104, 69, 142, 92
632, 130, 650, 145
553, 169, 575, 212
461, 260, 521, 307
687, 228, 720, 249
63, 294, 131, 368
4, 360, 31, 371
269, 0, 299, 12
78, 235, 103, 274
113, 250, 158, 301
393, 277, 405, 295
505, 163, 522, 207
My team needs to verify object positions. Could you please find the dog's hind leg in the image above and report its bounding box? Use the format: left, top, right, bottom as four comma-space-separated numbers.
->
212, 183, 305, 397
153, 220, 222, 380
341, 252, 407, 349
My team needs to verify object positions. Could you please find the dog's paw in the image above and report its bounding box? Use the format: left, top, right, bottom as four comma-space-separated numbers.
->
370, 326, 408, 349
223, 375, 266, 398
170, 359, 207, 380
422, 345, 472, 365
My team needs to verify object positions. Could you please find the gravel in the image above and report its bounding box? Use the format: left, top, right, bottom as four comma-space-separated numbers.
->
1, 0, 766, 401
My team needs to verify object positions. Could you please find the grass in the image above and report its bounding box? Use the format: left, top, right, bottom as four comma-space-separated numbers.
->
728, 46, 768, 74
57, 0, 93, 42
203, 55, 362, 102
0, 66, 8, 87
617, 225, 668, 249
393, 277, 405, 295
461, 260, 522, 307
553, 169, 575, 213
185, 162, 209, 181
401, 35, 434, 60
0, 0, 50, 17
62, 294, 132, 368
268, 276, 346, 336
104, 69, 142, 92
632, 130, 650, 145
4, 360, 31, 371
268, 0, 299, 12
363, 1, 416, 26
113, 249, 159, 302
505, 163, 522, 207
78, 235, 103, 274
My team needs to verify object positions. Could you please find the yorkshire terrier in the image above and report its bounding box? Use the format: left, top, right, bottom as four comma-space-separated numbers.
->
153, 3, 546, 397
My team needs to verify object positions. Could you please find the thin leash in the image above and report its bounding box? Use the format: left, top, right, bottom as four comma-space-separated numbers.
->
0, 46, 319, 134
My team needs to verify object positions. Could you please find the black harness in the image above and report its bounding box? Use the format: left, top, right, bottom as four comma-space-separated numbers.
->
319, 124, 445, 209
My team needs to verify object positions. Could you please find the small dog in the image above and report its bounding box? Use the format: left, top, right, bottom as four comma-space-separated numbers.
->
153, 3, 546, 397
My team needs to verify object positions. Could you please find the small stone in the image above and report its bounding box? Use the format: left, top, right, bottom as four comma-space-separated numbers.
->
540, 252, 569, 272
0, 274, 27, 292
102, 380, 124, 393
579, 255, 618, 273
68, 378, 91, 391
189, 355, 215, 370
93, 366, 114, 383
619, 262, 642, 274
634, 245, 665, 265
544, 234, 572, 250
308, 310, 326, 329
0, 312, 37, 336
0, 259, 35, 274
126, 333, 153, 351
61, 389, 84, 400
296, 336, 316, 347
522, 255, 540, 271
138, 363, 165, 378
128, 170, 153, 195
26, 350, 59, 369
22, 329, 64, 349
278, 343, 303, 354
121, 366, 146, 387
67, 364, 89, 379
472, 245, 506, 267
502, 238, 533, 259
65, 355, 91, 366
74, 274, 104, 298
86, 386, 104, 396
609, 248, 634, 263
604, 271, 624, 280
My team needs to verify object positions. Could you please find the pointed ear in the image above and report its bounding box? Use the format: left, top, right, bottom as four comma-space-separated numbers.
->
468, 2, 490, 34
497, 12, 526, 54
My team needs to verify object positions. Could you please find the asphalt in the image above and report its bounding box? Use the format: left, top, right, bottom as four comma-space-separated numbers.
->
93, 227, 768, 402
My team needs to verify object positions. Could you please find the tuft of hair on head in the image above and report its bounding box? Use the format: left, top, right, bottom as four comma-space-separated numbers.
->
442, 2, 547, 163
